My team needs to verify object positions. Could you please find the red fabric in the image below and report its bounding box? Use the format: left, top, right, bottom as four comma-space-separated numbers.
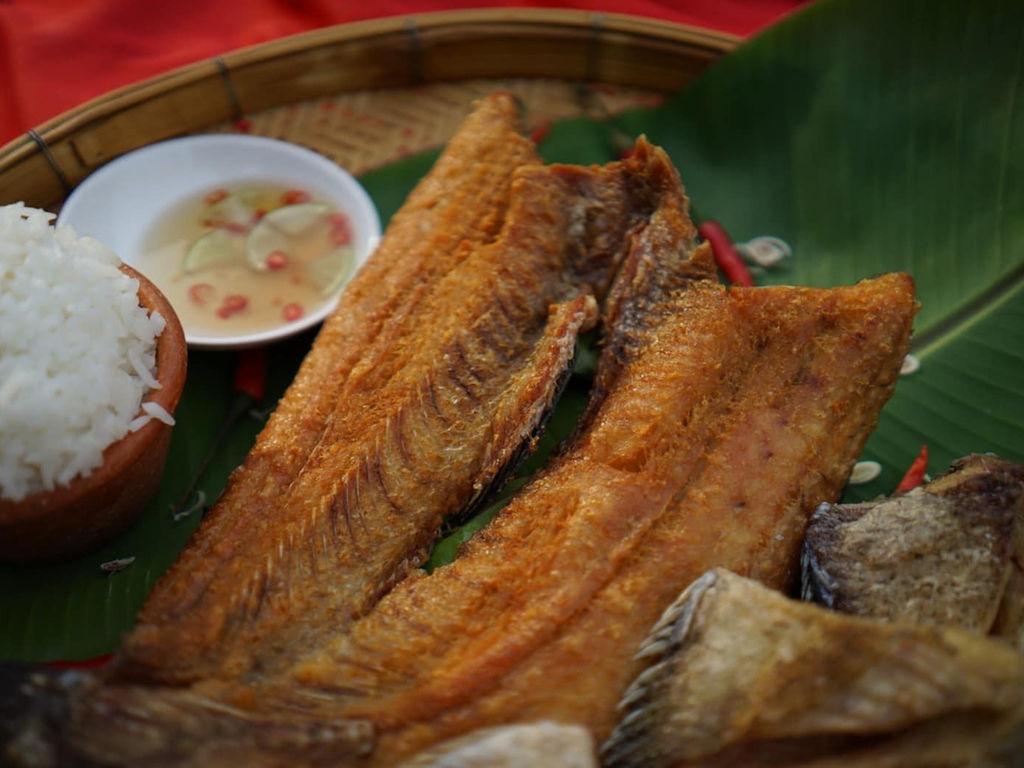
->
0, 1, 806, 147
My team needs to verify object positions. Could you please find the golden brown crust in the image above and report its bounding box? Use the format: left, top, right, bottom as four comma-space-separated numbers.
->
115, 115, 687, 688
119, 94, 540, 685
80, 121, 922, 767
258, 223, 916, 764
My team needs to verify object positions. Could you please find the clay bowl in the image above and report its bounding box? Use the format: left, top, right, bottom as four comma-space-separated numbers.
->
0, 265, 187, 564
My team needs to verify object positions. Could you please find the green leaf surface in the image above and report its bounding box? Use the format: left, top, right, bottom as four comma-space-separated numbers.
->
2, 0, 1022, 660
621, 0, 1024, 500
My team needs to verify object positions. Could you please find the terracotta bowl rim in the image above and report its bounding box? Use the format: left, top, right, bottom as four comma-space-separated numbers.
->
0, 263, 187, 522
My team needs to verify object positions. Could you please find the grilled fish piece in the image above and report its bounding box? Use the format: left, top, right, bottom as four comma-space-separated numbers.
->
0, 662, 371, 768
803, 454, 1024, 649
0, 664, 93, 768
602, 568, 1024, 768
68, 681, 373, 768
398, 722, 596, 768
118, 93, 541, 685
264, 196, 916, 762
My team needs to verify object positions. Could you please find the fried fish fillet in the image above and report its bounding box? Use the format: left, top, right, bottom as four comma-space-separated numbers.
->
61, 119, 917, 766
602, 569, 1024, 768
264, 195, 917, 764
118, 93, 540, 685
65, 143, 717, 768
117, 123, 688, 688
803, 454, 1024, 649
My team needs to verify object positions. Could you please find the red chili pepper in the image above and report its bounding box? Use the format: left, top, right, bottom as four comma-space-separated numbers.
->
529, 120, 552, 145
48, 654, 113, 670
204, 188, 228, 205
895, 444, 929, 493
217, 294, 248, 318
330, 212, 352, 245
265, 250, 288, 271
188, 283, 214, 305
698, 220, 755, 287
282, 303, 304, 322
234, 118, 252, 133
252, 209, 267, 222
233, 348, 268, 401
281, 189, 311, 205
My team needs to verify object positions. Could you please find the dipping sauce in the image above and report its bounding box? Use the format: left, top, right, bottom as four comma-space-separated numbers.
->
138, 183, 354, 338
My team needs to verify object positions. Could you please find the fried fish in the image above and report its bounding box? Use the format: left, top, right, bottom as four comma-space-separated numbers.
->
118, 93, 542, 685
47, 113, 919, 767
602, 569, 1024, 768
58, 138, 713, 768
261, 191, 917, 764
103, 119, 708, 684
802, 453, 1024, 649
118, 98, 685, 686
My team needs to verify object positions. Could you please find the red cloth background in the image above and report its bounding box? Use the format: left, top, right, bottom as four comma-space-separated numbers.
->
0, 1, 806, 147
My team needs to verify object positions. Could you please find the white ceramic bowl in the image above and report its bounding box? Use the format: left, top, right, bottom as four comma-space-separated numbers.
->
57, 135, 381, 349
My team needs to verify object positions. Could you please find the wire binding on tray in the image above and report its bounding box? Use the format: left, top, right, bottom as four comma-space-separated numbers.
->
214, 57, 244, 120
587, 13, 606, 83
26, 130, 71, 194
404, 17, 424, 85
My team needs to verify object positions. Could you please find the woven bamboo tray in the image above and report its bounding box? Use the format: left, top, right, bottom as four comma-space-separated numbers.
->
0, 9, 736, 210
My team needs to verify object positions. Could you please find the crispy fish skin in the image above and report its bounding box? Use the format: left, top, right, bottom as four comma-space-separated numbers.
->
118, 94, 540, 685
117, 137, 679, 687
602, 569, 1024, 768
64, 142, 712, 768
272, 189, 917, 763
803, 454, 1024, 647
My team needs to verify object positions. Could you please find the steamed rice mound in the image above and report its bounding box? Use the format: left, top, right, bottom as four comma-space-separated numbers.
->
0, 203, 167, 502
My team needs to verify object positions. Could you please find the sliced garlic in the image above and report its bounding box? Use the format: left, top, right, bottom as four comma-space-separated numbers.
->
848, 460, 882, 485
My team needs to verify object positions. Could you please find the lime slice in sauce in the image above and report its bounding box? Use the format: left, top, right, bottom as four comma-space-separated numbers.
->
308, 245, 354, 296
183, 229, 240, 273
262, 203, 330, 235
246, 203, 330, 270
245, 220, 290, 271
206, 194, 251, 227
236, 186, 282, 213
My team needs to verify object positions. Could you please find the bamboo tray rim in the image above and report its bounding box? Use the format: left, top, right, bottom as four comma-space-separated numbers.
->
1, 9, 736, 160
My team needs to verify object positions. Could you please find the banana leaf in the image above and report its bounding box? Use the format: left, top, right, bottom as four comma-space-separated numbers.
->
1, 0, 1022, 661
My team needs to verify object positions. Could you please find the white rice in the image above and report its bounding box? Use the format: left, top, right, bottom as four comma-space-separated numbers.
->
0, 203, 168, 502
